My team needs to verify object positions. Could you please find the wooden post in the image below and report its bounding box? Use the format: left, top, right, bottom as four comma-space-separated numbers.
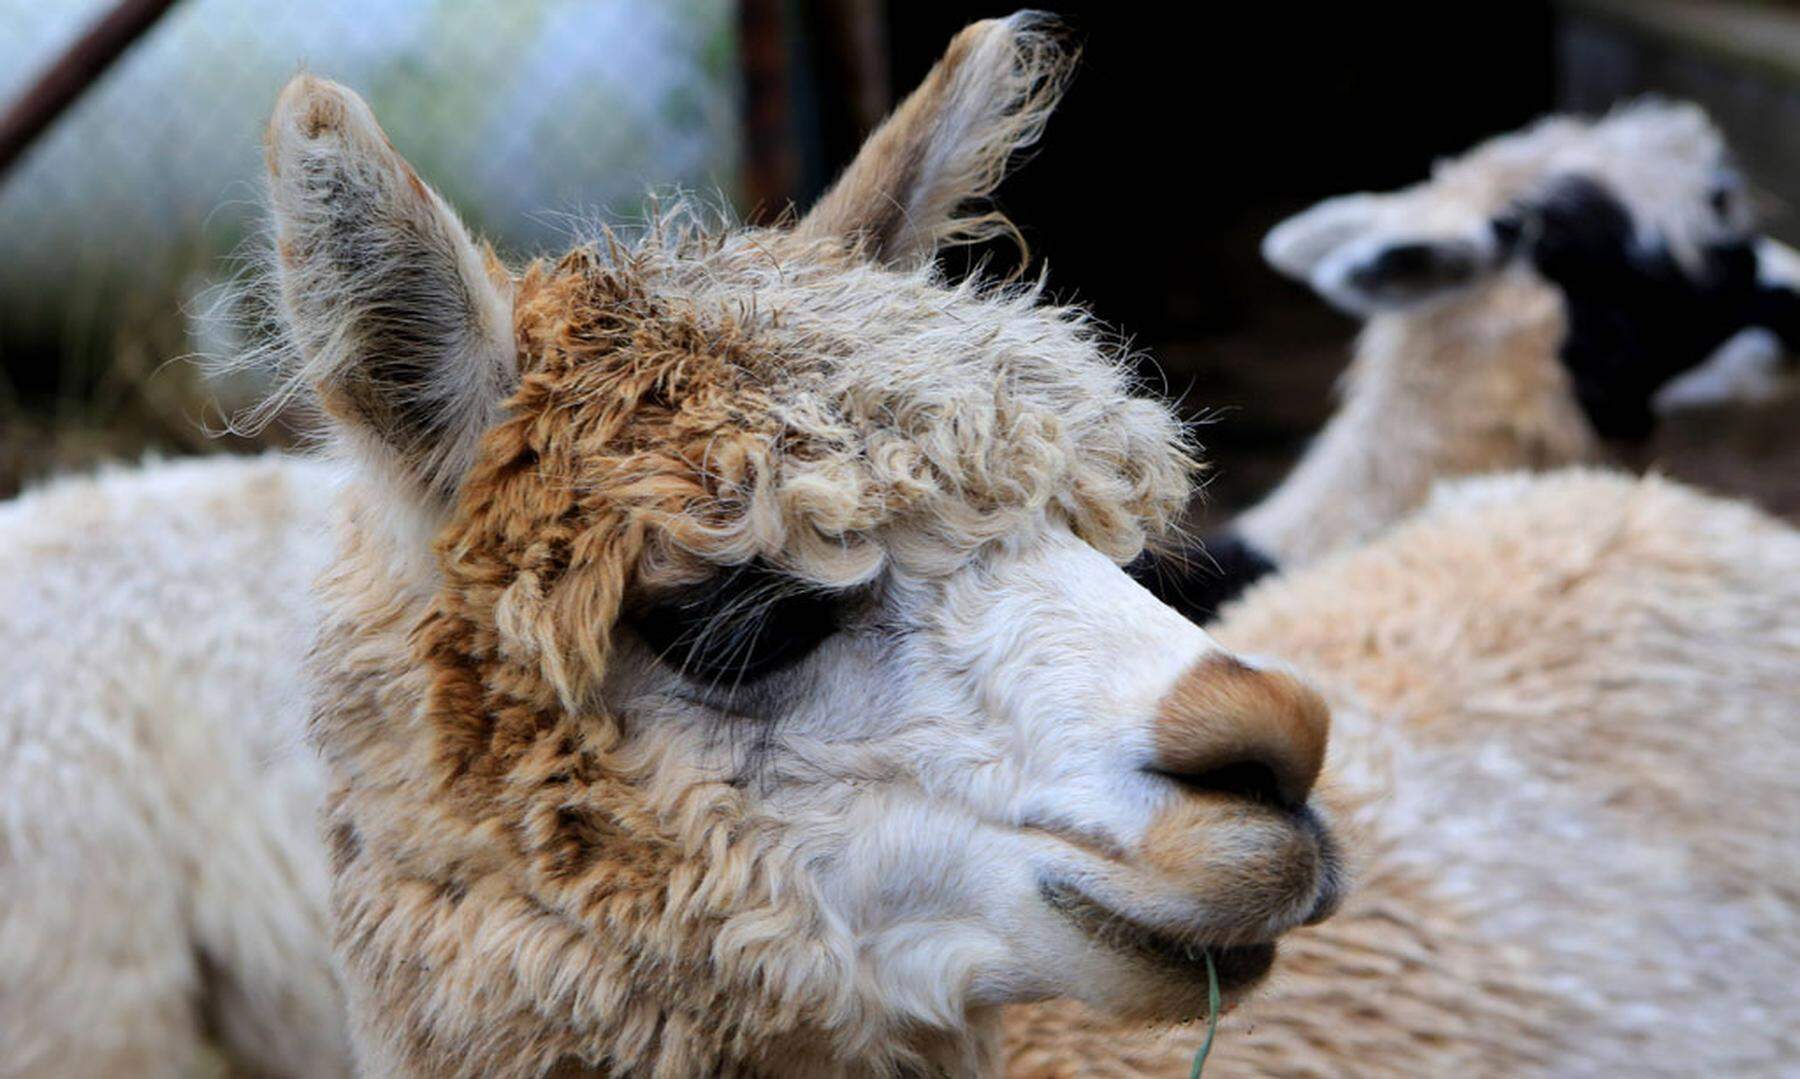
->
738, 0, 798, 222
739, 0, 890, 220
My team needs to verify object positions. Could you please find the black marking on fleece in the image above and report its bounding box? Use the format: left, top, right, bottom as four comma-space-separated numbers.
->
1128, 533, 1279, 626
1748, 271, 1800, 356
1523, 173, 1786, 441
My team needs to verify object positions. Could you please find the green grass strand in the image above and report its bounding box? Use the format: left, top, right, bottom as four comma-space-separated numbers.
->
1189, 951, 1221, 1078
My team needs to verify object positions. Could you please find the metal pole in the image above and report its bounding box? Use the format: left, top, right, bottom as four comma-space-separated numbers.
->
0, 0, 183, 181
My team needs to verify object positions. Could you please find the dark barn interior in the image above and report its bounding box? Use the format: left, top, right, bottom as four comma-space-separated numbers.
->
814, 3, 1561, 517
763, 0, 1799, 522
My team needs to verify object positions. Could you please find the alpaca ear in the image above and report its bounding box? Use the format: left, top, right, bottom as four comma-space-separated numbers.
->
264, 75, 515, 501
1308, 235, 1489, 317
796, 12, 1074, 267
1262, 193, 1385, 282
1268, 195, 1499, 318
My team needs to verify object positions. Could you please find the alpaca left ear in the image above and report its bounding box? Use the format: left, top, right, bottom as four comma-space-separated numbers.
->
1265, 193, 1501, 318
265, 75, 515, 503
1262, 193, 1385, 282
797, 11, 1074, 267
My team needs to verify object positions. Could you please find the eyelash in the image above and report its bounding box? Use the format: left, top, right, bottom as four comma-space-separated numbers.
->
629, 561, 846, 688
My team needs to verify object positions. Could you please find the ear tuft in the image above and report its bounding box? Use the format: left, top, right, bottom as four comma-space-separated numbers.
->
264, 75, 515, 502
798, 11, 1075, 267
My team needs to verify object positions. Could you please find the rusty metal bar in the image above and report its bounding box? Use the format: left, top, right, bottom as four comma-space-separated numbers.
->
0, 0, 183, 181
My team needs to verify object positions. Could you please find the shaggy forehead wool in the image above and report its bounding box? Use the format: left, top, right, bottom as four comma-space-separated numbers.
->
462, 216, 1197, 705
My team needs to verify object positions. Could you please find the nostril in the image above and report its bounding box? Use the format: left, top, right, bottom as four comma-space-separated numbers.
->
1152, 758, 1292, 809
1154, 655, 1331, 809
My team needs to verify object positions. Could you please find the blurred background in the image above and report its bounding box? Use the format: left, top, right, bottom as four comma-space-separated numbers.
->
1, 0, 1796, 517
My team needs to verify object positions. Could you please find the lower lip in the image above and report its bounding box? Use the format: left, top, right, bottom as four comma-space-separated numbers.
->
1134, 934, 1277, 990
1198, 941, 1278, 990
1042, 881, 1281, 990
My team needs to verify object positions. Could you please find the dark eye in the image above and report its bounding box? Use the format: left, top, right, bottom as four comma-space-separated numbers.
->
1709, 168, 1742, 220
630, 560, 845, 686
1709, 185, 1732, 218
1490, 213, 1525, 255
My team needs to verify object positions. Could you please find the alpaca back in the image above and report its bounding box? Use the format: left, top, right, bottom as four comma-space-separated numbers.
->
1230, 470, 1799, 1075
1008, 470, 1800, 1076
0, 453, 347, 1078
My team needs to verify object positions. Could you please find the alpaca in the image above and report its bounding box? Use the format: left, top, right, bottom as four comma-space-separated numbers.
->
9, 17, 1357, 1077
1008, 467, 1800, 1076
0, 454, 346, 1076
263, 18, 1353, 1076
258, 49, 1800, 1076
1168, 103, 1800, 619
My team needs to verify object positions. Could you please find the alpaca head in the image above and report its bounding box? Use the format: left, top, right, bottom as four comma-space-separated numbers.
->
1264, 100, 1800, 440
268, 15, 1339, 1076
1181, 101, 1800, 593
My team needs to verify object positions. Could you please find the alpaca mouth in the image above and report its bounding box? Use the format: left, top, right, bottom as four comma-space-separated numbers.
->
1039, 881, 1280, 993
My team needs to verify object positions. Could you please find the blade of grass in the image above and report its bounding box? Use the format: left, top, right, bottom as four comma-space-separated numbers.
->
1189, 950, 1221, 1079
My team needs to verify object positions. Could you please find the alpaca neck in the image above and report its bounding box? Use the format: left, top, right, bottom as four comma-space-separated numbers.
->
1232, 271, 1593, 566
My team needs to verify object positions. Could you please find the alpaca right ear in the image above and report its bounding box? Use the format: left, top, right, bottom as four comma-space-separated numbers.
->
265, 75, 515, 502
796, 12, 1074, 267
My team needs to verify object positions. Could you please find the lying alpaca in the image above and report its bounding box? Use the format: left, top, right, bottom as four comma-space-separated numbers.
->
0, 453, 345, 1076
1009, 468, 1800, 1076
1172, 103, 1800, 619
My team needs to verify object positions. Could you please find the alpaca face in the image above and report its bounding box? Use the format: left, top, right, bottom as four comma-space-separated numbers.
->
271, 16, 1339, 1069
607, 516, 1339, 1021
1264, 101, 1800, 437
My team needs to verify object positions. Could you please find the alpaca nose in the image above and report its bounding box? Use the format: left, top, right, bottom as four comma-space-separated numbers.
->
1149, 655, 1329, 810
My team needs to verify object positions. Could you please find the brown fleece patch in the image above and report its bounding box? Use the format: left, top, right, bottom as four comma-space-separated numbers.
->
326, 819, 361, 870
402, 162, 430, 203
1153, 656, 1330, 807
